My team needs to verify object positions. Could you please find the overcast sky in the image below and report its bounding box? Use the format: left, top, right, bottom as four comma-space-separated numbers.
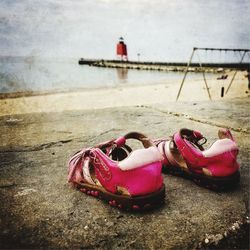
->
0, 0, 249, 61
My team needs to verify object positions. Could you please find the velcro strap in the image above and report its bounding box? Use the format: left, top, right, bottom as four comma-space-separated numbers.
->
174, 131, 203, 167
164, 140, 181, 167
82, 157, 96, 185
114, 136, 126, 147
68, 148, 89, 183
181, 128, 206, 150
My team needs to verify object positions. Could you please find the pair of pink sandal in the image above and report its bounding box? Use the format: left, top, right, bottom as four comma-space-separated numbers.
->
68, 128, 240, 211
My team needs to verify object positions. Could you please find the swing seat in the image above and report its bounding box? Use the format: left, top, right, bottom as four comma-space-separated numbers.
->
217, 74, 228, 80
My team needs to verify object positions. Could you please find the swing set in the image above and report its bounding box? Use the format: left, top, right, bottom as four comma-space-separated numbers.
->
176, 47, 250, 101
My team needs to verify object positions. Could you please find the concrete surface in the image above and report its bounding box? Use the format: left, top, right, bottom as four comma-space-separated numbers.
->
0, 97, 249, 249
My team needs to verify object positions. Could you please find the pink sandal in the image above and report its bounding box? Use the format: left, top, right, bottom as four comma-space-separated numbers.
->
68, 132, 165, 211
155, 128, 240, 190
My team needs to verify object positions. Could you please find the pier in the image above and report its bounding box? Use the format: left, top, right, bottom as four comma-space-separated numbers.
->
78, 58, 249, 72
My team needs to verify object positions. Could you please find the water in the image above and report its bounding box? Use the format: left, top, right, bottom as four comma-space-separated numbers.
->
1, 56, 214, 94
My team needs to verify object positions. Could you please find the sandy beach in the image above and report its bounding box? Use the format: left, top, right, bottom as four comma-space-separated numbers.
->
0, 70, 249, 117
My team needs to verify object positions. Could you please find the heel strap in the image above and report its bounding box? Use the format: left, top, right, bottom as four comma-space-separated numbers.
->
115, 132, 154, 148
173, 128, 209, 167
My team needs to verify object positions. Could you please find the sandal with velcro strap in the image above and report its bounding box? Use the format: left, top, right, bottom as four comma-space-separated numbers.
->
68, 132, 165, 211
154, 128, 240, 191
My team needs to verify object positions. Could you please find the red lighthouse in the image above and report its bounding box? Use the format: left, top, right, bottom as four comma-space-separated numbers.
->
116, 37, 128, 61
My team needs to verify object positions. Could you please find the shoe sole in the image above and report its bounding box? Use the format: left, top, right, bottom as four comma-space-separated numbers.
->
162, 165, 240, 191
74, 182, 165, 211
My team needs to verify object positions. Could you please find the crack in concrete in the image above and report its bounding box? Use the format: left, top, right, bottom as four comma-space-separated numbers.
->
0, 130, 119, 153
88, 128, 120, 143
0, 183, 16, 188
0, 139, 73, 153
144, 105, 249, 134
